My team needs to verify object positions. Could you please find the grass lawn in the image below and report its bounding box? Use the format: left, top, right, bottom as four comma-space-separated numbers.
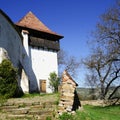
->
59, 105, 120, 120
74, 105, 120, 120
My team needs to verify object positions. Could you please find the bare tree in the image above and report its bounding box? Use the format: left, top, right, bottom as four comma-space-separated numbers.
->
58, 49, 80, 79
84, 1, 120, 100
84, 72, 99, 89
83, 47, 120, 99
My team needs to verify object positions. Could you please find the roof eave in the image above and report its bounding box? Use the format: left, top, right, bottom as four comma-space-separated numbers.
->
15, 24, 64, 40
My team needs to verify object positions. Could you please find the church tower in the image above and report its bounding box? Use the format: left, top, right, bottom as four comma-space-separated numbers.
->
16, 12, 63, 93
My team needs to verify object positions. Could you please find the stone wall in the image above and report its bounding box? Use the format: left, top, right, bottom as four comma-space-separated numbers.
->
58, 71, 81, 114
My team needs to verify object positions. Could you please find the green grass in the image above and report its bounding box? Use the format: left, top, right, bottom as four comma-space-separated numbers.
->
76, 105, 120, 120
21, 92, 59, 98
21, 93, 41, 98
59, 105, 120, 120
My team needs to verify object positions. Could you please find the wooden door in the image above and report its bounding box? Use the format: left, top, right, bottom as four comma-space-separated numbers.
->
40, 80, 46, 93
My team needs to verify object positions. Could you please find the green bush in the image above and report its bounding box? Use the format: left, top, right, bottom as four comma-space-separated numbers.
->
48, 72, 60, 93
58, 112, 74, 120
0, 59, 19, 98
46, 116, 52, 120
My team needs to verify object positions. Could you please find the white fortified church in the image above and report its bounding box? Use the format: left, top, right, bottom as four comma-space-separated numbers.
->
0, 9, 63, 93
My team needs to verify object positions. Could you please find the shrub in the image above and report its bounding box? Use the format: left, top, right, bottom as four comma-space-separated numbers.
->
48, 72, 60, 93
58, 112, 74, 120
0, 59, 19, 98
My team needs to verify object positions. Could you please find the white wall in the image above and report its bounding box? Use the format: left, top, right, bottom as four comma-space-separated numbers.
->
21, 30, 59, 93
0, 11, 59, 93
21, 31, 38, 93
0, 12, 23, 89
0, 48, 9, 63
0, 11, 30, 93
30, 47, 58, 93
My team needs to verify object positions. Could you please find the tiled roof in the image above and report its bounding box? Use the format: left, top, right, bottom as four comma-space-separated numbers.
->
16, 11, 61, 36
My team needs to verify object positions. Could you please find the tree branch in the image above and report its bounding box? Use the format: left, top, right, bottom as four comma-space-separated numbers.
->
108, 85, 120, 99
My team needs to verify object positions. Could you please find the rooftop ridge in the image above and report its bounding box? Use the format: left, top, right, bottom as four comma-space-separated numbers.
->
16, 11, 59, 36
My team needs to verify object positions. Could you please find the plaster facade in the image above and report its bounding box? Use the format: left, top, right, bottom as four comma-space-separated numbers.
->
0, 10, 23, 88
30, 47, 58, 93
0, 10, 63, 93
0, 11, 22, 68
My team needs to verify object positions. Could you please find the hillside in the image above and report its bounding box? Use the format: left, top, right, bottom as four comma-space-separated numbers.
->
76, 87, 120, 100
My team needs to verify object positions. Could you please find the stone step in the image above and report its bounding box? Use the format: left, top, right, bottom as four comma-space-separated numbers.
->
0, 105, 19, 110
1, 107, 56, 114
2, 101, 56, 108
29, 110, 53, 116
0, 100, 57, 120
1, 104, 56, 111
0, 111, 54, 120
1, 112, 54, 120
3, 101, 40, 107
6, 114, 34, 120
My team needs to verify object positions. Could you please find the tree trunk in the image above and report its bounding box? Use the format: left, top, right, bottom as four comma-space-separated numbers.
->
100, 82, 105, 99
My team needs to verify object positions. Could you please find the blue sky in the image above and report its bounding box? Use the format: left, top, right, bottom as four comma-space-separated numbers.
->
0, 0, 116, 86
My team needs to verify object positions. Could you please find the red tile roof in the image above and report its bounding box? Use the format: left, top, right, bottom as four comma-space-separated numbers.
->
16, 11, 61, 36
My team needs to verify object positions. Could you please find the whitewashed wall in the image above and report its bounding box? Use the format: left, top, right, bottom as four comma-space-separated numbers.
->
0, 12, 22, 68
21, 31, 38, 93
0, 11, 23, 89
0, 10, 59, 93
0, 11, 29, 93
30, 47, 58, 93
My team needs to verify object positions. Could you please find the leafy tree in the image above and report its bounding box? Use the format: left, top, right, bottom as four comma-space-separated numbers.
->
0, 59, 19, 98
48, 72, 60, 93
83, 1, 120, 100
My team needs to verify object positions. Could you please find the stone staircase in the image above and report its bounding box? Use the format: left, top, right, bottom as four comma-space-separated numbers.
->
0, 95, 58, 120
